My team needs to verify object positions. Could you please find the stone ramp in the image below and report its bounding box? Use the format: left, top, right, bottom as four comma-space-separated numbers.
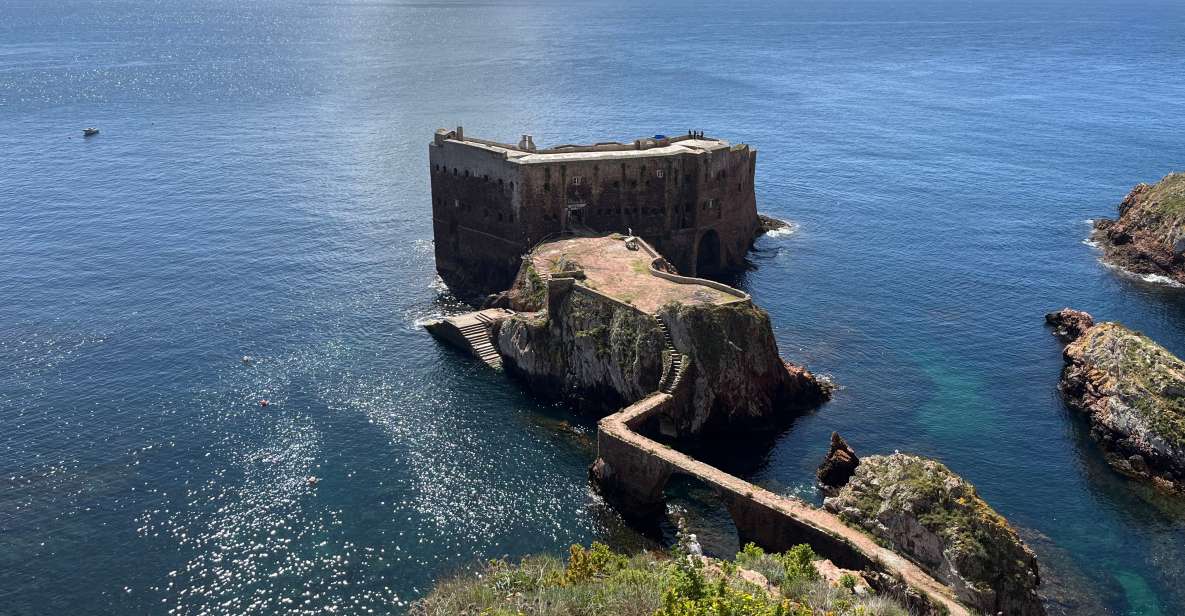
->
424, 308, 514, 369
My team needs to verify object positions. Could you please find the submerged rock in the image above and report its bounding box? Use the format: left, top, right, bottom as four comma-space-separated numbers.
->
1058, 320, 1185, 492
824, 453, 1044, 616
816, 432, 859, 490
1044, 308, 1095, 343
1092, 172, 1185, 284
757, 214, 791, 233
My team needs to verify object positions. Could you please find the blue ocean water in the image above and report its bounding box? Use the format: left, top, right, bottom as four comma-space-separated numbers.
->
3, 0, 1185, 613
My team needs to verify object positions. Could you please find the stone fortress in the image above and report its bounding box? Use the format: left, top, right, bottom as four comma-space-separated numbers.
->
424, 127, 1042, 616
429, 127, 761, 298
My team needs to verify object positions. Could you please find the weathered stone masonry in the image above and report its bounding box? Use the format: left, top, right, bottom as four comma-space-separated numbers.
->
429, 127, 761, 298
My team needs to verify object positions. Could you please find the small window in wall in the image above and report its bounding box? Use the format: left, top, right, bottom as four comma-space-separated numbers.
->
454, 199, 461, 209
572, 176, 583, 186
656, 169, 664, 179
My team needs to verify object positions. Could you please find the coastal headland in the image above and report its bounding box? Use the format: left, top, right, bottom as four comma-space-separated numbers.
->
1092, 172, 1185, 285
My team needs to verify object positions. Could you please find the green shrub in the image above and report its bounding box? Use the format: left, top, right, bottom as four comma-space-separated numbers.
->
412, 542, 909, 616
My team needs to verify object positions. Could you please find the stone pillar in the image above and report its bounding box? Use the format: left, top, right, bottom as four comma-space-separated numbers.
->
725, 497, 873, 571
590, 430, 672, 520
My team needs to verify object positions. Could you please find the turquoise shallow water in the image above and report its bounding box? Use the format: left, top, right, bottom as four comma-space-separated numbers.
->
3, 0, 1185, 613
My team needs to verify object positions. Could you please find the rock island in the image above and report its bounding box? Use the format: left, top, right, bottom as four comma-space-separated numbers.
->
1092, 172, 1185, 284
1048, 308, 1185, 492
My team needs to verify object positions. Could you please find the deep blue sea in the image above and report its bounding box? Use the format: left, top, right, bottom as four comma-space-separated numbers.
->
3, 0, 1185, 613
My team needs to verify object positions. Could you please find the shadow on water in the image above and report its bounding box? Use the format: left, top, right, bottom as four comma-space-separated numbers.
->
659, 474, 740, 559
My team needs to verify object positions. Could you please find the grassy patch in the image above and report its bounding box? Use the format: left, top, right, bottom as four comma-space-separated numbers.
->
411, 542, 909, 616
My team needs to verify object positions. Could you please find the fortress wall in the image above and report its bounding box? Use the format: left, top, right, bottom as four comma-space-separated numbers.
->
430, 141, 527, 296
429, 131, 762, 297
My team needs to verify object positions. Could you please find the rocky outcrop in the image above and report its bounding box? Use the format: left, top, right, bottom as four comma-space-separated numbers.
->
484, 257, 551, 312
1092, 173, 1185, 284
816, 432, 859, 491
494, 280, 829, 439
757, 214, 791, 234
1044, 308, 1095, 343
496, 288, 665, 414
656, 300, 830, 436
1058, 320, 1185, 492
824, 453, 1044, 616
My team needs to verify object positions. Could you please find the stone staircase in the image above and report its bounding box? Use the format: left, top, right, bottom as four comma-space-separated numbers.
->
655, 316, 686, 394
461, 314, 502, 369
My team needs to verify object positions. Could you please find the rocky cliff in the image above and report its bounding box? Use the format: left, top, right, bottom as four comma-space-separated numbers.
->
656, 300, 829, 436
1057, 317, 1185, 492
495, 286, 666, 413
824, 453, 1044, 616
1092, 172, 1185, 284
494, 279, 828, 438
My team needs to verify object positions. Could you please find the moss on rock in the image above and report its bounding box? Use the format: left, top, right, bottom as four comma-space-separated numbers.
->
824, 453, 1044, 616
1060, 320, 1185, 489
1092, 172, 1185, 283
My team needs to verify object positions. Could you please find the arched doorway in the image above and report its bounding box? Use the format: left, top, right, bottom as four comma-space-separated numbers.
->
695, 229, 721, 277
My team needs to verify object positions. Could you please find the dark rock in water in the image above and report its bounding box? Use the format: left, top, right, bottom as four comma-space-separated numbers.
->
1044, 308, 1095, 342
824, 453, 1045, 616
816, 431, 859, 490
757, 214, 790, 233
1058, 321, 1185, 492
1091, 173, 1185, 284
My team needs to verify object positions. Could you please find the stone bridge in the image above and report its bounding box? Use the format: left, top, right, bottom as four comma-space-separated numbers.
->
592, 392, 971, 616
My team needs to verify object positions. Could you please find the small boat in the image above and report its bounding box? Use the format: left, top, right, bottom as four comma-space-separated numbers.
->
83, 127, 99, 136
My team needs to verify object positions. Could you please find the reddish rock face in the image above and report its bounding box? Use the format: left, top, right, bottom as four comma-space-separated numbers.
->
1091, 173, 1185, 285
1044, 308, 1095, 342
816, 432, 859, 490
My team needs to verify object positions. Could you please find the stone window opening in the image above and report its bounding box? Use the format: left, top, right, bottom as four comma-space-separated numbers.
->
656, 168, 664, 179
572, 176, 583, 186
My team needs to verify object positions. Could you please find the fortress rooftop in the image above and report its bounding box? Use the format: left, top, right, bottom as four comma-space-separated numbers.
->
433, 127, 740, 164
